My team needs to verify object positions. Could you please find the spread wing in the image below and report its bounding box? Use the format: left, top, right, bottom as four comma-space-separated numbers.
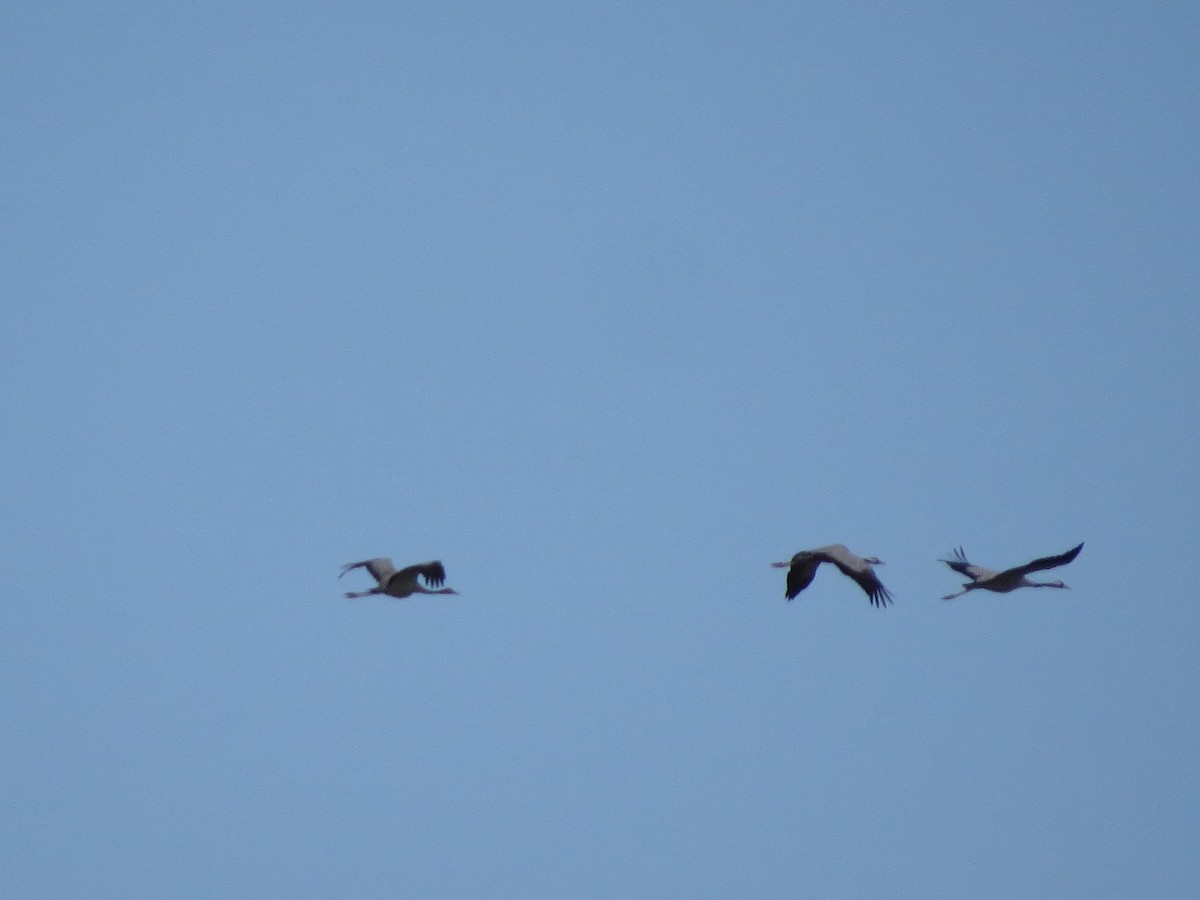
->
940, 547, 996, 582
395, 560, 447, 588
848, 567, 894, 607
817, 545, 893, 607
339, 557, 397, 584
784, 556, 820, 600
1014, 542, 1084, 575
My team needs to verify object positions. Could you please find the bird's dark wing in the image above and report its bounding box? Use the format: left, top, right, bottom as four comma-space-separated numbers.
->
398, 560, 447, 588
940, 547, 994, 582
785, 557, 819, 600
820, 545, 893, 607
841, 564, 893, 607
1017, 542, 1084, 575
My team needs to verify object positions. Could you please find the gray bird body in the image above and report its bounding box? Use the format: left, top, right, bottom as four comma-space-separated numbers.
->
339, 558, 458, 599
940, 543, 1083, 600
771, 544, 893, 607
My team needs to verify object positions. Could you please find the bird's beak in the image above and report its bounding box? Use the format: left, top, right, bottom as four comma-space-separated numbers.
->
770, 562, 789, 568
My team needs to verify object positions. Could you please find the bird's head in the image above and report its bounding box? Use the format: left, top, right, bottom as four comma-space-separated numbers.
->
770, 561, 791, 568
1049, 580, 1068, 589
863, 557, 884, 566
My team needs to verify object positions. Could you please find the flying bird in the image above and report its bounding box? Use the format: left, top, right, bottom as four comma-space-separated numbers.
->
339, 558, 458, 599
771, 544, 893, 607
939, 543, 1083, 601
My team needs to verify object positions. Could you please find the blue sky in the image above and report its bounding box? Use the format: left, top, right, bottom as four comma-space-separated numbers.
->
3, 2, 1198, 897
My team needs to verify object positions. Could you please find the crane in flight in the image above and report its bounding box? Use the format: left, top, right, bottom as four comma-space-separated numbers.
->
939, 543, 1083, 601
339, 558, 458, 600
771, 544, 893, 607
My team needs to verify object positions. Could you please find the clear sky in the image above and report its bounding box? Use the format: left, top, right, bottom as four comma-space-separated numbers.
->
4, 2, 1198, 897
